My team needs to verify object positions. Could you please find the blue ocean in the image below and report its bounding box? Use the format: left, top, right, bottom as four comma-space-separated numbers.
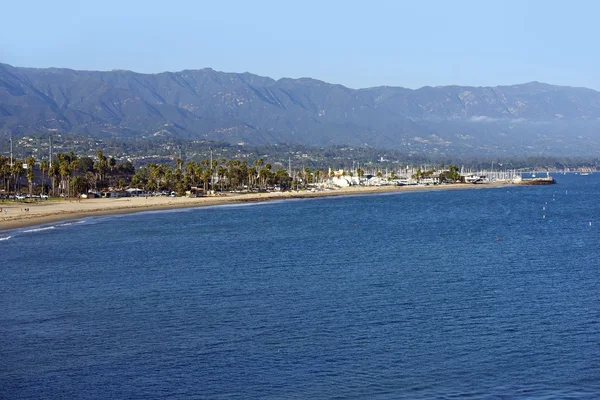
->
2, 174, 600, 399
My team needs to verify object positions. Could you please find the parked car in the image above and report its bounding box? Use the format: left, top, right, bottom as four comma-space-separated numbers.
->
15, 194, 26, 200
40, 194, 49, 199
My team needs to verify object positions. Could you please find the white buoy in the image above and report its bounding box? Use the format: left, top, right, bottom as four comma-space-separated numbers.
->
543, 206, 545, 210
543, 215, 546, 219
590, 221, 592, 227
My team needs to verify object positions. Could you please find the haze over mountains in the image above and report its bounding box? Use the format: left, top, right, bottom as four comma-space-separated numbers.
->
2, 63, 600, 156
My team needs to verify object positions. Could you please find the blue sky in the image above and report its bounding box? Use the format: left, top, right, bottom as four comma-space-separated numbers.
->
1, 0, 597, 89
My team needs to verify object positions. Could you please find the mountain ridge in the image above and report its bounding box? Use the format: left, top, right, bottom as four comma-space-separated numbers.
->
2, 63, 600, 156
8, 62, 597, 93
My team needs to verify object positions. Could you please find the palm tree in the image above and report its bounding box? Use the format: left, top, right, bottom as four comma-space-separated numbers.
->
412, 168, 422, 183
49, 162, 60, 196
185, 161, 196, 185
247, 167, 256, 190
0, 157, 9, 191
304, 167, 312, 188
95, 151, 108, 187
26, 156, 35, 196
71, 175, 89, 197
357, 167, 364, 184
40, 160, 49, 195
201, 168, 211, 193
217, 166, 226, 191
12, 161, 24, 193
254, 158, 264, 188
59, 158, 71, 197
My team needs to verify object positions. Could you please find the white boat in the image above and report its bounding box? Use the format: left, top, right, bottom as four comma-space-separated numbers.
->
581, 172, 590, 176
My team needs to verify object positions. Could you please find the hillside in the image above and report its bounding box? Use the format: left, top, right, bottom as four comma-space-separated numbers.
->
2, 63, 600, 156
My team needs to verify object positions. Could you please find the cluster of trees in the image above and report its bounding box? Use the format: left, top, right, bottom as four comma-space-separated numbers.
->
0, 155, 44, 196
0, 151, 134, 197
131, 158, 298, 195
438, 165, 461, 182
412, 164, 461, 183
1, 148, 465, 198
1, 153, 304, 197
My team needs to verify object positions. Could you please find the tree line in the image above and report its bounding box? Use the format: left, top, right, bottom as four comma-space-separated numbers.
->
1, 150, 466, 198
0, 151, 134, 197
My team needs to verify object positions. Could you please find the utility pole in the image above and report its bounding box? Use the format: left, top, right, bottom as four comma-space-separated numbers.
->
9, 136, 13, 166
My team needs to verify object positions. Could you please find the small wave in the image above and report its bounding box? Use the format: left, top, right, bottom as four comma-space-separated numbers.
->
22, 226, 56, 233
0, 236, 11, 241
58, 220, 86, 227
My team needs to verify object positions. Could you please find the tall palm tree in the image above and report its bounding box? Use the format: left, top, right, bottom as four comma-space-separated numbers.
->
40, 160, 49, 195
49, 162, 60, 196
201, 168, 211, 192
95, 151, 108, 186
58, 155, 73, 197
26, 156, 35, 196
0, 157, 9, 191
12, 161, 24, 193
185, 161, 196, 185
217, 166, 226, 191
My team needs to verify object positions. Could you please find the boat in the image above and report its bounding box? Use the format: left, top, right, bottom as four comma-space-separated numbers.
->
581, 172, 590, 176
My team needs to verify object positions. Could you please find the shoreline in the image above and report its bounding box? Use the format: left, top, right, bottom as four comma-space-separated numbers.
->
1, 182, 515, 232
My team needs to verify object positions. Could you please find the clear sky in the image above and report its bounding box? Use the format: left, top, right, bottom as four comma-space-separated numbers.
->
1, 0, 598, 89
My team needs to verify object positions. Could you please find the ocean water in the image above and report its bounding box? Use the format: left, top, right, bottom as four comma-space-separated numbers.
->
2, 174, 600, 399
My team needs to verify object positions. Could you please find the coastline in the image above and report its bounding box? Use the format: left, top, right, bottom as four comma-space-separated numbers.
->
0, 182, 515, 231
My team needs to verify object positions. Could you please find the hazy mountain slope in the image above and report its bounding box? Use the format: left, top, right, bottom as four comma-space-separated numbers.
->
2, 63, 600, 155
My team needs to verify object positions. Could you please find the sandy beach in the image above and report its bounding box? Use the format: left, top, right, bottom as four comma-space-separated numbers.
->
0, 182, 515, 231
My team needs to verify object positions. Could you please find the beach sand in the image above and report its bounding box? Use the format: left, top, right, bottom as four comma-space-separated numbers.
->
0, 182, 514, 231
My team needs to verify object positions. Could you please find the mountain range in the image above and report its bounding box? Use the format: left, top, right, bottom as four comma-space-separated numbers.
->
2, 62, 600, 156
